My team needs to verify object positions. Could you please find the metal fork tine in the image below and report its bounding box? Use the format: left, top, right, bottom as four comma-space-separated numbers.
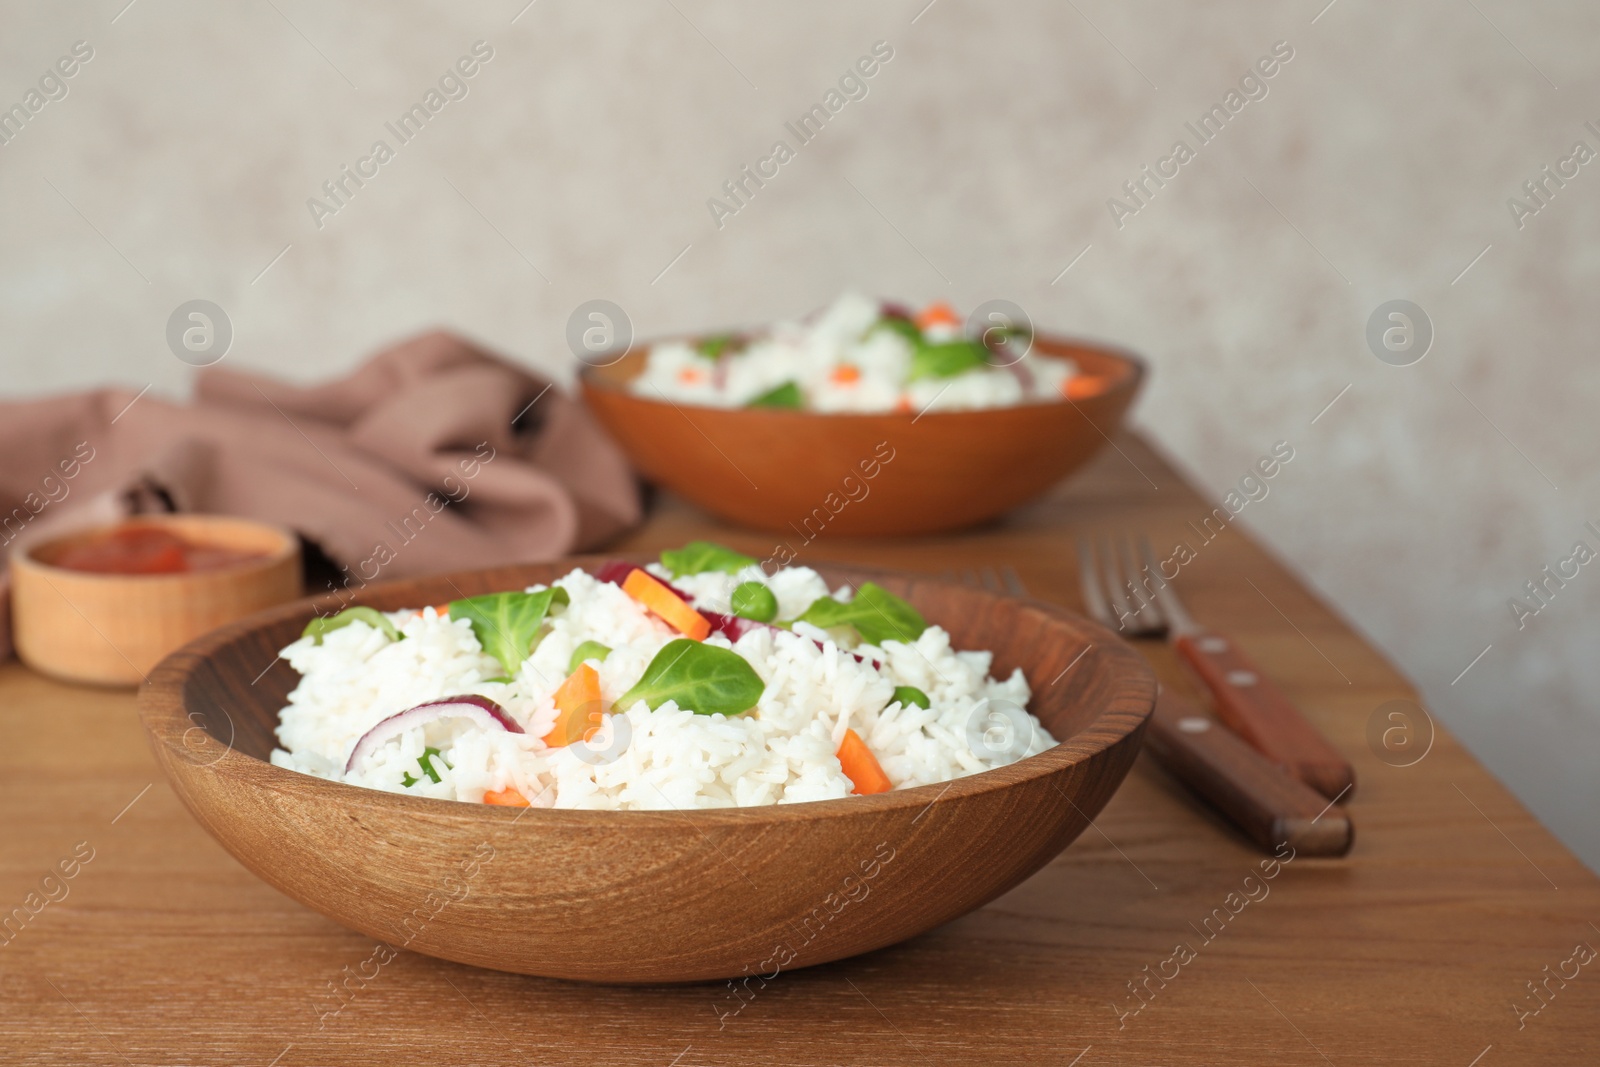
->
1117, 533, 1165, 634
1099, 536, 1139, 630
1076, 539, 1114, 628
979, 567, 1003, 593
1077, 535, 1169, 638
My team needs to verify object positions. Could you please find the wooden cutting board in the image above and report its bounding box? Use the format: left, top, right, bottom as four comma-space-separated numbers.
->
2, 433, 1596, 1066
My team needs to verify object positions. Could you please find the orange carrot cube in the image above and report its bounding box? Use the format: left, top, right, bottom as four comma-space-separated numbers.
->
622, 569, 712, 641
483, 787, 530, 807
1060, 375, 1109, 401
542, 663, 605, 748
837, 728, 892, 795
914, 301, 961, 332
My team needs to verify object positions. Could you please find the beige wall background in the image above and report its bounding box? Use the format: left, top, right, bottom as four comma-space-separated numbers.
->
3, 1, 1597, 865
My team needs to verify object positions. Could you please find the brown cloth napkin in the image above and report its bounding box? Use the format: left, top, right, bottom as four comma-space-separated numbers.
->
0, 330, 641, 659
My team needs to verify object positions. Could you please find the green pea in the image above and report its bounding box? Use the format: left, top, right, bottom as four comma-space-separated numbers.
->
893, 685, 931, 710
730, 581, 778, 623
568, 641, 611, 674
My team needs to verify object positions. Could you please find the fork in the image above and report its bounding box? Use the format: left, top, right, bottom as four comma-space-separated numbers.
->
1065, 546, 1354, 857
1078, 535, 1356, 802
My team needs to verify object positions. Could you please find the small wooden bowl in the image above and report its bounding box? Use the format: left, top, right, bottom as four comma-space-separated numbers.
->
579, 334, 1144, 537
11, 515, 301, 687
138, 559, 1154, 984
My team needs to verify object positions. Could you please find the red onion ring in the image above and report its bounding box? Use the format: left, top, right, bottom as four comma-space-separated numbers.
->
345, 694, 522, 775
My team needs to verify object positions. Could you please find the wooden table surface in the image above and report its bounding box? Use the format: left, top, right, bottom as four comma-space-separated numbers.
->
4, 433, 1597, 1066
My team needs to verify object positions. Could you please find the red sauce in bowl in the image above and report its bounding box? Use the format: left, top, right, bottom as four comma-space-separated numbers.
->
52, 525, 270, 575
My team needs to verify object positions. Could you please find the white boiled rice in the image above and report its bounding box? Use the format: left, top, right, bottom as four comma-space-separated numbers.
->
270, 564, 1054, 809
630, 292, 1076, 414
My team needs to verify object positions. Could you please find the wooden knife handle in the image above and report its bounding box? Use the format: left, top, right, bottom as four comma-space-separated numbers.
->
1144, 688, 1353, 857
1175, 632, 1355, 801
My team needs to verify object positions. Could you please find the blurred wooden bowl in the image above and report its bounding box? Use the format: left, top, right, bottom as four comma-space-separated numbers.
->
11, 514, 301, 687
138, 559, 1155, 984
579, 334, 1144, 537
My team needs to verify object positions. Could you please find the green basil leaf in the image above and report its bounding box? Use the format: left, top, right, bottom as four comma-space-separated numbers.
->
568, 640, 612, 674
616, 639, 765, 717
449, 588, 570, 677
856, 584, 928, 644
747, 381, 803, 409
870, 316, 922, 345
698, 334, 740, 360
793, 597, 855, 631
909, 339, 988, 381
797, 582, 927, 646
730, 581, 778, 623
892, 685, 931, 710
303, 606, 399, 644
660, 540, 757, 578
978, 323, 1032, 348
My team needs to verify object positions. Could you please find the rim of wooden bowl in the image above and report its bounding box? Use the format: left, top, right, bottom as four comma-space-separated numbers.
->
576, 330, 1147, 418
139, 558, 1155, 828
14, 513, 300, 584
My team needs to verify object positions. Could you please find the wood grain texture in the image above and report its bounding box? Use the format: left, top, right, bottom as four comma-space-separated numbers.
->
4, 433, 1599, 1066
1175, 631, 1357, 800
135, 562, 1154, 983
9, 514, 301, 687
579, 334, 1143, 536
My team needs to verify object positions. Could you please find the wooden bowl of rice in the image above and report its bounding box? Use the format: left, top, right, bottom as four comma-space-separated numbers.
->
138, 558, 1154, 984
579, 333, 1144, 538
